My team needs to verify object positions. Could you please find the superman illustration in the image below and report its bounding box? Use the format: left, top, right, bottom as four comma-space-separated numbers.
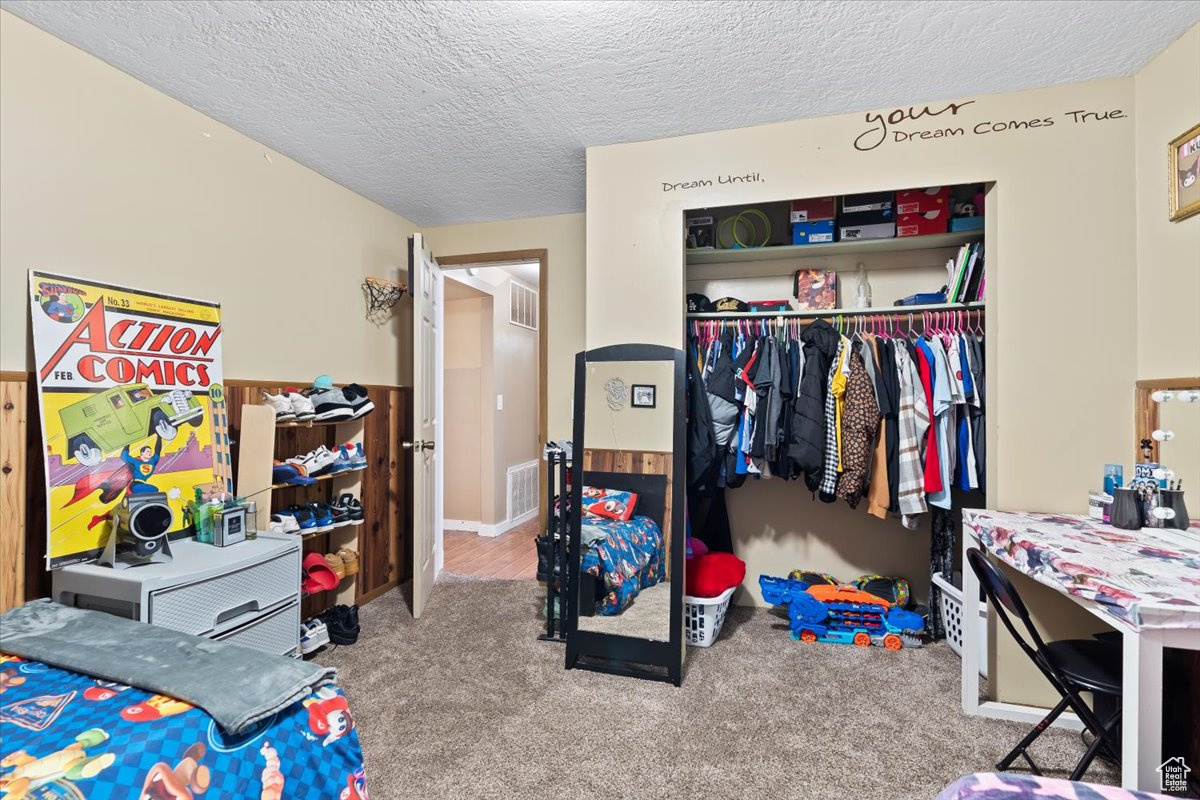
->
62, 434, 166, 530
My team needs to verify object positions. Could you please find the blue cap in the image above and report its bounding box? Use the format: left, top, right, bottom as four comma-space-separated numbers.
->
313, 374, 334, 389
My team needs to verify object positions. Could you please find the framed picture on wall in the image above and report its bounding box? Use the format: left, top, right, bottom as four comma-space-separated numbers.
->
631, 384, 656, 408
1168, 122, 1200, 222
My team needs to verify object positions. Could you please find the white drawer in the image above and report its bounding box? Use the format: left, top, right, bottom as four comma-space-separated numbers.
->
148, 547, 300, 636
214, 601, 300, 657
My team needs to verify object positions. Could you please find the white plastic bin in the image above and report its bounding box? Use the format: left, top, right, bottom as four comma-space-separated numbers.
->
932, 571, 988, 678
684, 585, 736, 647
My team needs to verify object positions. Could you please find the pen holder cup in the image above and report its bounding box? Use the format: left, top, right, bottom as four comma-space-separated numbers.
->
1160, 490, 1190, 531
1109, 488, 1143, 531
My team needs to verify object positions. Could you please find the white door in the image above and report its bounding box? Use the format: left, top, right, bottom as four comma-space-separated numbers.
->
408, 233, 444, 619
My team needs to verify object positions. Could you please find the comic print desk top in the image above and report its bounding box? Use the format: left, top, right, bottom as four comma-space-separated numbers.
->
0, 654, 367, 799
963, 510, 1200, 631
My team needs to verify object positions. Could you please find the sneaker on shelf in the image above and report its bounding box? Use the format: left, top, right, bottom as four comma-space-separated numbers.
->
304, 386, 355, 422
272, 462, 316, 487
320, 604, 360, 645
348, 442, 367, 470
300, 618, 330, 654
278, 505, 317, 531
262, 391, 296, 422
343, 383, 375, 419
285, 387, 317, 421
287, 446, 339, 477
305, 502, 336, 531
323, 552, 346, 581
328, 444, 356, 475
269, 513, 300, 535
328, 502, 354, 528
333, 493, 363, 522
336, 547, 360, 576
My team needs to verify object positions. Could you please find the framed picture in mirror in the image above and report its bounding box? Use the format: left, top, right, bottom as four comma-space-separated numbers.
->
631, 384, 656, 408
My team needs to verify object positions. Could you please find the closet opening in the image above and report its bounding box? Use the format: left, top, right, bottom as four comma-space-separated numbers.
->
684, 181, 992, 658
436, 255, 545, 580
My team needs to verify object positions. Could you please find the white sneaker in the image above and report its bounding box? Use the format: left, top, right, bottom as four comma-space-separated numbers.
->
269, 513, 300, 534
285, 388, 316, 421
262, 391, 296, 421
287, 446, 339, 477
300, 619, 330, 654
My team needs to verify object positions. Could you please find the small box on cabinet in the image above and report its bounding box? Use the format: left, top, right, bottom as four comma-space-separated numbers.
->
897, 209, 949, 237
791, 220, 836, 245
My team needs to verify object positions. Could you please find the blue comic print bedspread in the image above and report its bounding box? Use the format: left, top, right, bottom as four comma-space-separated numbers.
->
580, 515, 665, 615
936, 772, 1165, 799
0, 653, 367, 799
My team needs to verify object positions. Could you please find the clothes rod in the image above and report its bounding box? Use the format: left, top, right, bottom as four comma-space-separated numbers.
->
686, 301, 984, 319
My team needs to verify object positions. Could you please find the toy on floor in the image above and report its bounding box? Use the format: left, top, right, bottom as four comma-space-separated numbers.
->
759, 574, 926, 650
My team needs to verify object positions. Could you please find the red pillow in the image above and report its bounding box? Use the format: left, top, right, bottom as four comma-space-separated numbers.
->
686, 552, 746, 598
580, 486, 638, 521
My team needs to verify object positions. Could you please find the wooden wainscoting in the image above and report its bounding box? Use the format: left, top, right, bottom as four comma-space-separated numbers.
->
0, 372, 410, 613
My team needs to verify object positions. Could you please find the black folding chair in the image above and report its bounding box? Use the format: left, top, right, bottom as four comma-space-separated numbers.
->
966, 547, 1123, 780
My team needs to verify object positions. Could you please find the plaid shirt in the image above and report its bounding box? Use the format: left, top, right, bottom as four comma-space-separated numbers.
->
894, 343, 930, 518
818, 339, 847, 498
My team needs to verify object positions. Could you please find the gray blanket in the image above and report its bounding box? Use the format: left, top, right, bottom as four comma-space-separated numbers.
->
0, 600, 336, 734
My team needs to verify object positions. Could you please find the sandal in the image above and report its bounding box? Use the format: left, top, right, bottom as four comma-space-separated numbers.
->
324, 552, 346, 581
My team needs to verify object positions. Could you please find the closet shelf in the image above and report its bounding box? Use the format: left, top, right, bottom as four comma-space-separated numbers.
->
275, 417, 363, 429
686, 231, 981, 265
687, 301, 984, 320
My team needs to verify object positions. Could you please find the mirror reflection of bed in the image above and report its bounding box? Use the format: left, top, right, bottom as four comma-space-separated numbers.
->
575, 459, 672, 642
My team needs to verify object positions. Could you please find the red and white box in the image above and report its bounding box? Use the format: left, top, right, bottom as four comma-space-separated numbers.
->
790, 196, 836, 223
896, 209, 949, 237
896, 186, 951, 216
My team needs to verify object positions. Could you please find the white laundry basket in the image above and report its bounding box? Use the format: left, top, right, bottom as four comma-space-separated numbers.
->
932, 571, 988, 678
684, 585, 736, 647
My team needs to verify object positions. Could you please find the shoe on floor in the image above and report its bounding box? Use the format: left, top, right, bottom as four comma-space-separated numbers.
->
300, 618, 330, 654
262, 391, 296, 421
320, 604, 360, 645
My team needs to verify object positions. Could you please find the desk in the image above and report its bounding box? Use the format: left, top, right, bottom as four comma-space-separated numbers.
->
959, 510, 1200, 792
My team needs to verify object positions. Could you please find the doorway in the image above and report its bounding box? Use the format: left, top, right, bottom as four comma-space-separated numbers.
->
436, 251, 547, 581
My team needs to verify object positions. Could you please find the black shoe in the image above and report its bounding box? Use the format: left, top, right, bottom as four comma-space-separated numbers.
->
344, 384, 375, 419
322, 604, 360, 645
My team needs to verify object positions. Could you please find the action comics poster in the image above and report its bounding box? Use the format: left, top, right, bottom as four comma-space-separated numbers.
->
28, 271, 230, 569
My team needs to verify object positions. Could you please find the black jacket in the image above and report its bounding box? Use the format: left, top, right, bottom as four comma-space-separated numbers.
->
788, 319, 841, 491
687, 347, 719, 495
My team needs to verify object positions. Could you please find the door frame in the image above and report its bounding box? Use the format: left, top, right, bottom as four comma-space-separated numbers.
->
436, 249, 550, 534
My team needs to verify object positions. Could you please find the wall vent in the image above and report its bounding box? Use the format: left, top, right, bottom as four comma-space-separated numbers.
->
509, 280, 538, 330
506, 460, 539, 524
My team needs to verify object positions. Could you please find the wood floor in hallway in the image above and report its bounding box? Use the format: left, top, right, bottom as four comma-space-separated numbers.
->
443, 517, 540, 580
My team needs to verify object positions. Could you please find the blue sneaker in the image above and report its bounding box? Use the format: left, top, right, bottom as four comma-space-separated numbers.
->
329, 444, 355, 474
305, 502, 335, 531
279, 506, 316, 530
351, 443, 367, 469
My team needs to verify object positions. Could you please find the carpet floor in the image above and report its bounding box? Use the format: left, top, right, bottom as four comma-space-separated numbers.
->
317, 575, 1117, 800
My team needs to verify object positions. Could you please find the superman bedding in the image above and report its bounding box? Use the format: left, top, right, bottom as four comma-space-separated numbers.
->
580, 515, 665, 615
0, 653, 367, 799
936, 773, 1163, 800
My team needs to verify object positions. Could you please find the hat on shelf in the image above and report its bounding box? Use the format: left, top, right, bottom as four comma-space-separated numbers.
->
713, 297, 749, 313
312, 374, 335, 390
686, 293, 713, 313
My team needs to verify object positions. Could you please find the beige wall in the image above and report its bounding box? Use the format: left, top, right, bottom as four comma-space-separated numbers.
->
0, 11, 416, 384
581, 360, 676, 453
1135, 23, 1200, 381
424, 213, 585, 440
444, 296, 487, 522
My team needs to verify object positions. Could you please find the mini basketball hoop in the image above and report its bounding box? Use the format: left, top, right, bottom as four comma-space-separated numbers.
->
362, 277, 406, 320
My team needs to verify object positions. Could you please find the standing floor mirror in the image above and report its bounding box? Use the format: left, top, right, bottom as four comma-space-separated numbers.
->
565, 344, 686, 685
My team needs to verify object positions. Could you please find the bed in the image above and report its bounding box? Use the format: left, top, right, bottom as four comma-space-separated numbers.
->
580, 514, 666, 615
0, 602, 367, 800
937, 773, 1166, 799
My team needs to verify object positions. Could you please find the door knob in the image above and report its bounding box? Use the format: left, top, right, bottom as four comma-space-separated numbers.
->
420, 440, 435, 451
402, 440, 419, 450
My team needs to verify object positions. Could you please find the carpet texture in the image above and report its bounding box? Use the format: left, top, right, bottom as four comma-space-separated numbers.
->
318, 576, 1117, 800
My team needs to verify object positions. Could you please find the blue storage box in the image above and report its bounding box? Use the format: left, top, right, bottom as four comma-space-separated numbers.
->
792, 220, 836, 245
949, 216, 984, 232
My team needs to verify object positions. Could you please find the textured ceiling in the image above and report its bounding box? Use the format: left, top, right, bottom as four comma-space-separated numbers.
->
4, 0, 1198, 226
